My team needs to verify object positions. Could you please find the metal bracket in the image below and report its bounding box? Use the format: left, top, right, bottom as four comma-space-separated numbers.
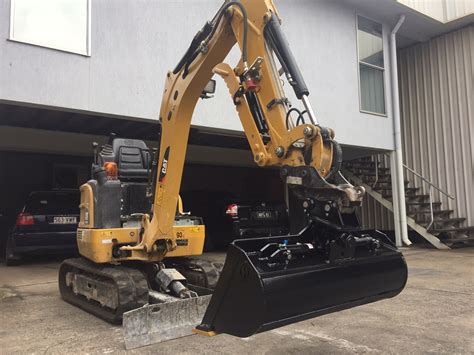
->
242, 56, 264, 78
267, 97, 290, 110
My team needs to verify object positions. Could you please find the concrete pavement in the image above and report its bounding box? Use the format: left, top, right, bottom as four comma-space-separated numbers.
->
0, 248, 473, 354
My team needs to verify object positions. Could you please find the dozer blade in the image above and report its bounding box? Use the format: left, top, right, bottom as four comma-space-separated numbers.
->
123, 295, 212, 349
196, 226, 408, 337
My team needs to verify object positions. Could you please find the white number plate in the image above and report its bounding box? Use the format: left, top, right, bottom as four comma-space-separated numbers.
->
256, 211, 273, 219
53, 216, 77, 224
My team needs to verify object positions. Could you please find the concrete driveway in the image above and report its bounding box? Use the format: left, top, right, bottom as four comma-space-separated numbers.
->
0, 248, 473, 354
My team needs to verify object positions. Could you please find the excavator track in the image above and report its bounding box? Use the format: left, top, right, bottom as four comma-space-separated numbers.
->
58, 258, 149, 324
59, 257, 223, 326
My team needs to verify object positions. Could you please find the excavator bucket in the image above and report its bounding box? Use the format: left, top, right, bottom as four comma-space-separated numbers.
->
196, 225, 407, 337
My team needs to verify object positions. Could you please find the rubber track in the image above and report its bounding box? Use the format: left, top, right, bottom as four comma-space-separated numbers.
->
58, 258, 148, 324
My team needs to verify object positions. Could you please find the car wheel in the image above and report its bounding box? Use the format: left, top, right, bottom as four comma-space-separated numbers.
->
5, 236, 21, 266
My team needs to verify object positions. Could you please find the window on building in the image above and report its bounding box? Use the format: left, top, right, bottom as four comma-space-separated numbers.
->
9, 0, 91, 56
357, 16, 386, 115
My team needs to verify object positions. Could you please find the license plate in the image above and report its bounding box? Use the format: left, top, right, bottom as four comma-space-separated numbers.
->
255, 211, 273, 219
52, 216, 77, 224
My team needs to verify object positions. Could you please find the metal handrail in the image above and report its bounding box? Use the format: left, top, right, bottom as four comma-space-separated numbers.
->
382, 153, 455, 231
402, 164, 455, 200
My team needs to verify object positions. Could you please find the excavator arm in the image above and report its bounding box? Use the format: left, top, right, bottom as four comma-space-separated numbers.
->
126, 0, 363, 260
122, 0, 406, 341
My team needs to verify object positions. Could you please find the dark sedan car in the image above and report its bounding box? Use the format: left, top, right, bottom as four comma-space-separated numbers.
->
181, 190, 289, 250
5, 190, 80, 266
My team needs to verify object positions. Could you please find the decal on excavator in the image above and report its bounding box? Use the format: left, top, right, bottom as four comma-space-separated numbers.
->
159, 147, 170, 182
156, 146, 170, 205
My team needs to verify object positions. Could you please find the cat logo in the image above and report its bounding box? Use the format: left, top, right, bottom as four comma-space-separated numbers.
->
161, 160, 168, 175
176, 231, 184, 238
158, 147, 170, 182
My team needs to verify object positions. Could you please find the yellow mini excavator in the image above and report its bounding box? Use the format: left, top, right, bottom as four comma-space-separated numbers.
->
59, 0, 407, 349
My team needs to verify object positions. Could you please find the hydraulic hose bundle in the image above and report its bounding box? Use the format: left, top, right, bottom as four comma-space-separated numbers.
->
174, 1, 249, 78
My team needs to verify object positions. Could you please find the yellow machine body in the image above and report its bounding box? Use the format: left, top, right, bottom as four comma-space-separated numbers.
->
78, 181, 205, 263
77, 225, 205, 264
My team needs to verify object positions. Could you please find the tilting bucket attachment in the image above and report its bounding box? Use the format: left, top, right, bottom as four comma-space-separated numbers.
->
196, 224, 407, 337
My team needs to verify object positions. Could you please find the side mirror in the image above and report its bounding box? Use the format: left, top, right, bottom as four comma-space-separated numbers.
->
200, 79, 216, 99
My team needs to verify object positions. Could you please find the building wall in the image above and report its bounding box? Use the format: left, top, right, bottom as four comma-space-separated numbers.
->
359, 194, 395, 231
358, 25, 473, 231
398, 25, 473, 226
0, 0, 396, 150
398, 0, 474, 22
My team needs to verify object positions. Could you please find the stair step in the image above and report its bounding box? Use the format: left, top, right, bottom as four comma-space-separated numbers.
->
408, 194, 430, 200
380, 184, 420, 193
375, 186, 393, 191
406, 201, 442, 207
441, 217, 466, 224
416, 215, 462, 223
386, 192, 428, 198
364, 178, 392, 184
362, 174, 391, 179
345, 161, 379, 168
350, 167, 390, 174
444, 236, 474, 244
430, 226, 474, 234
358, 172, 390, 177
354, 157, 373, 162
421, 218, 466, 228
408, 209, 453, 216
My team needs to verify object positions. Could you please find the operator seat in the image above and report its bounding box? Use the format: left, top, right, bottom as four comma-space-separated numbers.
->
94, 135, 154, 219
112, 138, 150, 182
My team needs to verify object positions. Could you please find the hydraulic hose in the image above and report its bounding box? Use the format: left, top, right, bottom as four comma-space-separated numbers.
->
206, 1, 249, 66
173, 21, 213, 75
173, 1, 249, 77
285, 107, 306, 129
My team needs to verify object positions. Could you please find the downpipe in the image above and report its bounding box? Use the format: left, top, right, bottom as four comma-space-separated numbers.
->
390, 15, 412, 247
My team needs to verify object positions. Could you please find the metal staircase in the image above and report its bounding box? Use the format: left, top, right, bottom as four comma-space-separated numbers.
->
343, 156, 474, 249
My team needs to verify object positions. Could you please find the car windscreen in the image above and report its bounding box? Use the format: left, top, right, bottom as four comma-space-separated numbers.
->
24, 192, 80, 215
